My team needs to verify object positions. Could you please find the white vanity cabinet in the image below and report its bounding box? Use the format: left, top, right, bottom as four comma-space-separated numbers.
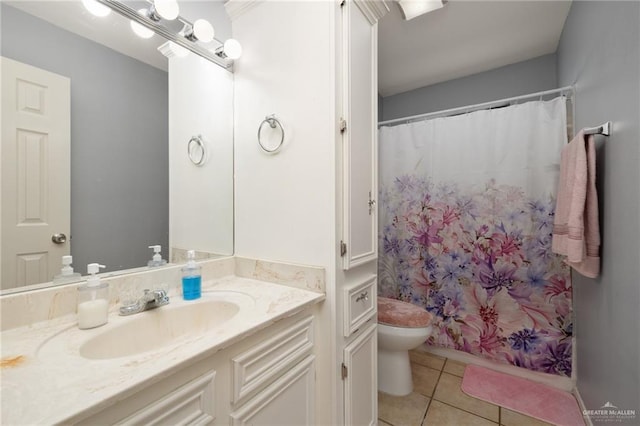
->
73, 311, 315, 426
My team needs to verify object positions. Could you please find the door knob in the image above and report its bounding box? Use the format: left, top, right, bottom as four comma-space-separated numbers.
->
51, 233, 67, 244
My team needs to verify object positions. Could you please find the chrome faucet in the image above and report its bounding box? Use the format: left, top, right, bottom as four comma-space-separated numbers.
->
119, 289, 170, 316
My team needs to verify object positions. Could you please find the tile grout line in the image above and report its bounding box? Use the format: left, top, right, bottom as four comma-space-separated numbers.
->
420, 359, 446, 425
435, 361, 501, 424
431, 398, 501, 424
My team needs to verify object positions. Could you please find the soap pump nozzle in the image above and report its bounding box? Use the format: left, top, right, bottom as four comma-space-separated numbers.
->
86, 263, 106, 287
186, 249, 196, 266
61, 255, 74, 276
148, 245, 167, 267
53, 255, 82, 283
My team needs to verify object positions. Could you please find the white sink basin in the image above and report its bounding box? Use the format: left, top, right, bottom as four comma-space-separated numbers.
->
37, 292, 255, 360
81, 299, 240, 359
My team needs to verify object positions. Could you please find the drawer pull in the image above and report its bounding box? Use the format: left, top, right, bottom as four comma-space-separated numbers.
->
356, 291, 369, 302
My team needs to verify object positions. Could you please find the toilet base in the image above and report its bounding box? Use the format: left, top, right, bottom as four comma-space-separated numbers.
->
378, 348, 413, 396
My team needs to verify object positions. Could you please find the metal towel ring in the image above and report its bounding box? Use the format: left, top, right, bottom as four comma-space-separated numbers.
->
188, 135, 206, 166
258, 114, 284, 153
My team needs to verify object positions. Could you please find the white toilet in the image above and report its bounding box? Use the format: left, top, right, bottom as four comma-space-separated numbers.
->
377, 297, 433, 396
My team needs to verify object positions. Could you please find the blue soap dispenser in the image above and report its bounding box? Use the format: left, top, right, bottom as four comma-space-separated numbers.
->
181, 250, 201, 300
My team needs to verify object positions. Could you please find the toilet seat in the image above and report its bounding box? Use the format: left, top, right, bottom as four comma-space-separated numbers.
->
378, 297, 432, 328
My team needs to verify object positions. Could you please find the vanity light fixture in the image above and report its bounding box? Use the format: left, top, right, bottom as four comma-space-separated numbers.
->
215, 39, 243, 60
94, 0, 235, 70
182, 19, 215, 43
82, 0, 111, 17
397, 0, 447, 20
130, 9, 155, 39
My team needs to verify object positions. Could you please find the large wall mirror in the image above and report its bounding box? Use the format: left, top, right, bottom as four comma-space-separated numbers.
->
1, 1, 234, 294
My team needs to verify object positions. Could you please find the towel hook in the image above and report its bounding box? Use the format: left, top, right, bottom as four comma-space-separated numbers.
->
258, 114, 285, 153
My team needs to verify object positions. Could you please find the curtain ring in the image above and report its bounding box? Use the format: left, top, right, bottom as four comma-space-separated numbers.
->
258, 114, 284, 153
188, 135, 206, 166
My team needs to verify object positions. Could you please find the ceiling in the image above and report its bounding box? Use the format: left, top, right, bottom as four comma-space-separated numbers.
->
8, 1, 571, 97
378, 0, 572, 97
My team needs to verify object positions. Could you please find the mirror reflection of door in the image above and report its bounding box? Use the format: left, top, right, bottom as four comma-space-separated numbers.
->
1, 57, 71, 290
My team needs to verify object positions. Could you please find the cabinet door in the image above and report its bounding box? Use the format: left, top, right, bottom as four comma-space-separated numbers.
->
343, 322, 377, 426
341, 0, 378, 270
230, 356, 315, 426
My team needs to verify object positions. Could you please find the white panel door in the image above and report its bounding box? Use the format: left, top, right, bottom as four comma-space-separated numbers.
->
341, 0, 378, 269
343, 322, 377, 426
230, 356, 315, 426
1, 57, 71, 290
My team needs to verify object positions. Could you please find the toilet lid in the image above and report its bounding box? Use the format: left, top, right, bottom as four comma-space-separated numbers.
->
378, 297, 433, 328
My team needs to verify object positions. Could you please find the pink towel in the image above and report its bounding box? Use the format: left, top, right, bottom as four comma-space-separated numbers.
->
552, 130, 601, 278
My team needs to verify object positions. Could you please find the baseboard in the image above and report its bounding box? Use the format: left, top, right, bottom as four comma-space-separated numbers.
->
573, 387, 593, 426
420, 345, 574, 391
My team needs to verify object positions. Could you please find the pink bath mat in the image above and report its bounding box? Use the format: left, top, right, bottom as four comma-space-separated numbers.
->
461, 364, 585, 426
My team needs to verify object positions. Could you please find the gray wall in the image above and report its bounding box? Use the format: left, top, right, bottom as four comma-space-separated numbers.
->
381, 53, 558, 121
557, 1, 639, 420
1, 5, 169, 274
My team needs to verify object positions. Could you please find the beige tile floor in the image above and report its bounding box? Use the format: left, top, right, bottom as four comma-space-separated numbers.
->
378, 350, 555, 426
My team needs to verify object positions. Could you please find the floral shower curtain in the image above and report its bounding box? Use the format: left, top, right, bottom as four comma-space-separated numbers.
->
378, 97, 573, 377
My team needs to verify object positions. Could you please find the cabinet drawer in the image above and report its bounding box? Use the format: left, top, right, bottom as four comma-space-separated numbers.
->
117, 371, 216, 426
231, 316, 314, 406
343, 275, 377, 337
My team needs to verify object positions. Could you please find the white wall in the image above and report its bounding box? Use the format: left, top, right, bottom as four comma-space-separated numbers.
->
232, 2, 336, 268
168, 51, 234, 256
231, 2, 338, 424
381, 53, 558, 121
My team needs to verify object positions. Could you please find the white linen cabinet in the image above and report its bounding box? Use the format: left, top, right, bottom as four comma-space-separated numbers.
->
339, 2, 384, 425
340, 0, 382, 271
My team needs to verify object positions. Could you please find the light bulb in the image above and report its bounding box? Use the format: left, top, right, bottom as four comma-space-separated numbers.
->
223, 39, 242, 60
192, 19, 214, 43
154, 0, 179, 20
82, 0, 111, 17
130, 10, 154, 39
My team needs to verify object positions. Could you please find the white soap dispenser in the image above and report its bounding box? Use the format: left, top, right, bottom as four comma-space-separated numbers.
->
52, 255, 82, 284
147, 245, 167, 267
77, 263, 109, 330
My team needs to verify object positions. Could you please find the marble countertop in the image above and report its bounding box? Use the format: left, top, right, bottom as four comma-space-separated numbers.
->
0, 276, 324, 424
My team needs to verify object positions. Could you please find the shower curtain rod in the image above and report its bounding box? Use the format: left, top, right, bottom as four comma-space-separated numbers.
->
378, 85, 575, 127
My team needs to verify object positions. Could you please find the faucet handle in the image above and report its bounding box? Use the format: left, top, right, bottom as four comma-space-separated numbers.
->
152, 289, 169, 304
